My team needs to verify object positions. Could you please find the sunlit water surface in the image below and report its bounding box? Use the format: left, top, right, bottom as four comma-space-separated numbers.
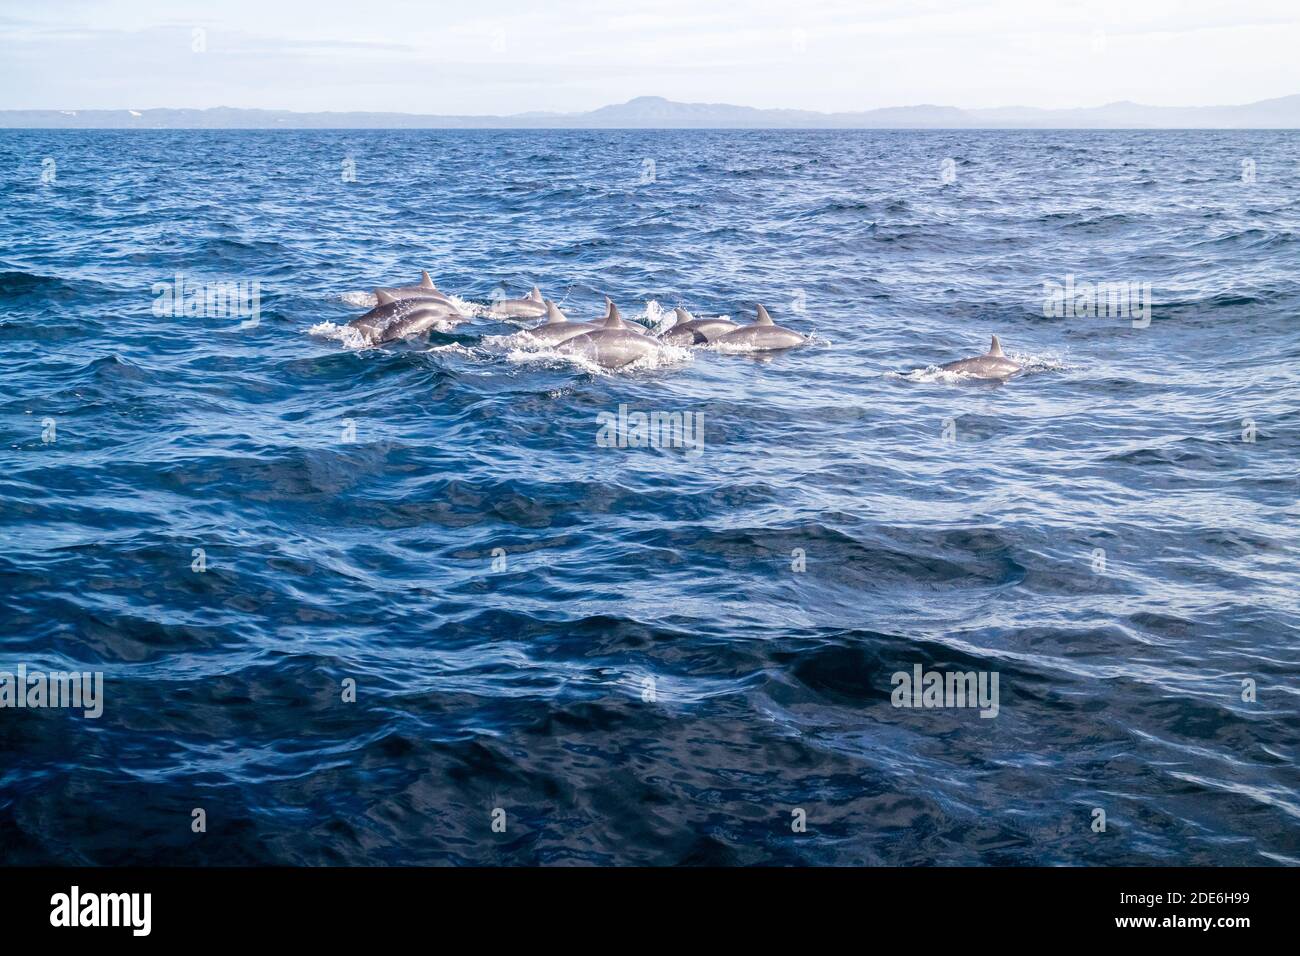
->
0, 129, 1297, 865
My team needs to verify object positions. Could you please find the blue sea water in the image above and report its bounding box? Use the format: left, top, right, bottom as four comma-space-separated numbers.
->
0, 129, 1297, 866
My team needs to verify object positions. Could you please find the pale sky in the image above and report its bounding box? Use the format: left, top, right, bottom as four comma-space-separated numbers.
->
2, 0, 1297, 113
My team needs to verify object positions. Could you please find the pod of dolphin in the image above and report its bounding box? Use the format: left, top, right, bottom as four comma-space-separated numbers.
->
344, 271, 1022, 378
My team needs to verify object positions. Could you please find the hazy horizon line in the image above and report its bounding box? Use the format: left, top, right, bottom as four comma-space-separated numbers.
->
6, 92, 1300, 130
6, 91, 1300, 117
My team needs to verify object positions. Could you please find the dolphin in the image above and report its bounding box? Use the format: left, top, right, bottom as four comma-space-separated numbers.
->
938, 335, 1021, 379
374, 271, 452, 305
347, 298, 467, 345
375, 287, 451, 306
492, 285, 548, 318
658, 306, 740, 346
559, 302, 663, 368
590, 295, 651, 335
712, 304, 807, 352
522, 300, 603, 345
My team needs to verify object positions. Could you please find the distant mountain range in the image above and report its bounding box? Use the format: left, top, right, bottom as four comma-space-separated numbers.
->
4, 94, 1300, 129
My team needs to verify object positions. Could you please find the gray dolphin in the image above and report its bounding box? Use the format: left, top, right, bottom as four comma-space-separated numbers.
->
559, 302, 663, 368
938, 335, 1021, 379
659, 306, 740, 346
493, 285, 548, 318
523, 300, 603, 345
590, 296, 651, 335
712, 304, 807, 352
374, 271, 452, 305
347, 297, 467, 345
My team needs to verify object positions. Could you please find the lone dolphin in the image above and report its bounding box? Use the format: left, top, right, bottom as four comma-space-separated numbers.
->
658, 306, 739, 346
939, 335, 1021, 380
374, 271, 452, 305
492, 286, 548, 318
713, 304, 807, 352
347, 298, 466, 345
559, 302, 663, 369
522, 300, 602, 345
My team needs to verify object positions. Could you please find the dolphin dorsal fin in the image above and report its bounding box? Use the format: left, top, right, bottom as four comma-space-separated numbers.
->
988, 335, 1004, 357
604, 303, 624, 329
674, 307, 695, 326
755, 304, 774, 326
528, 286, 543, 302
375, 289, 397, 305
420, 271, 436, 290
543, 300, 566, 325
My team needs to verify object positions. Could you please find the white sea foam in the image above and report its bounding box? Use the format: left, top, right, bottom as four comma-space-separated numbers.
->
640, 342, 695, 368
885, 365, 969, 384
425, 342, 490, 359
445, 294, 486, 317
504, 346, 603, 373
1009, 350, 1069, 374
480, 332, 529, 350
309, 320, 371, 350
641, 300, 677, 335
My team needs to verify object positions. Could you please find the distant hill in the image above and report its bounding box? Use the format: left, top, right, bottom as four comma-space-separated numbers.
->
4, 94, 1300, 129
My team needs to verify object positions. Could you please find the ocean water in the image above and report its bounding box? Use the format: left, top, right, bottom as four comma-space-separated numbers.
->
0, 129, 1297, 866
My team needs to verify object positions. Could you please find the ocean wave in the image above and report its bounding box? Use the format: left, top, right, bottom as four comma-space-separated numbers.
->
0, 270, 75, 299
4, 127, 1297, 867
